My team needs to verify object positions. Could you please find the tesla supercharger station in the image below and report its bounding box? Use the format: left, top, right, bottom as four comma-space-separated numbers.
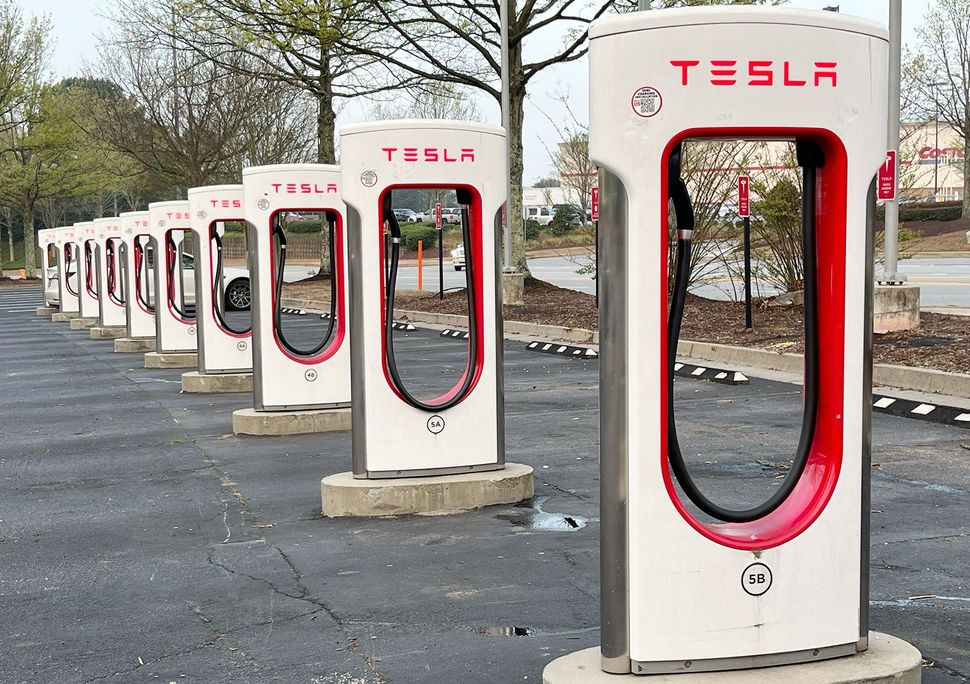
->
187, 184, 252, 375
340, 121, 505, 478
148, 201, 198, 354
119, 211, 155, 341
586, 8, 888, 675
93, 217, 126, 329
37, 228, 57, 309
74, 221, 99, 320
55, 226, 79, 315
240, 164, 350, 416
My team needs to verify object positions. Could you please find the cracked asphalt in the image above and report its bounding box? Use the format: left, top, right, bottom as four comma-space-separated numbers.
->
1, 284, 968, 683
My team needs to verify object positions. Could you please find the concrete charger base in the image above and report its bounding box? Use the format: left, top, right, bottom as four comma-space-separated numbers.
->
90, 326, 126, 340
36, 306, 57, 316
321, 463, 535, 518
233, 407, 352, 437
144, 351, 198, 369
182, 370, 253, 394
69, 317, 98, 330
542, 633, 921, 684
114, 337, 156, 353
51, 312, 79, 322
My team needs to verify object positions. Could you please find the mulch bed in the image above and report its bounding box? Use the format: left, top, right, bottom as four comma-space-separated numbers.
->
0, 277, 41, 287
282, 276, 970, 374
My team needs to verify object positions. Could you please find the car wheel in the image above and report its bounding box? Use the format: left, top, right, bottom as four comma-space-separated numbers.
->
225, 278, 251, 310
454, 265, 463, 271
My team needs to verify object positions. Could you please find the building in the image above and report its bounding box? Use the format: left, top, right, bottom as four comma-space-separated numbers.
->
899, 121, 965, 202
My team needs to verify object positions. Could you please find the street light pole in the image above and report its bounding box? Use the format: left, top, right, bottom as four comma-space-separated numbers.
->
879, 0, 905, 285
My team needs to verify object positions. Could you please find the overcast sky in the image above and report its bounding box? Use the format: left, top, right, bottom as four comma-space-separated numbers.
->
29, 0, 932, 183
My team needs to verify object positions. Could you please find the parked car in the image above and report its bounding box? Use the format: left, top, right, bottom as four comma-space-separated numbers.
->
409, 210, 430, 223
145, 247, 252, 310
525, 205, 555, 226
553, 204, 584, 226
44, 266, 72, 305
393, 208, 417, 223
451, 243, 465, 271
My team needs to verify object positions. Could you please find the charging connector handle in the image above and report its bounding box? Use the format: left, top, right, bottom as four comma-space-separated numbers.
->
665, 140, 822, 523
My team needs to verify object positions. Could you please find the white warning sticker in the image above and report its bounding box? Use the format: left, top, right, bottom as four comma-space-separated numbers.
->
631, 86, 663, 118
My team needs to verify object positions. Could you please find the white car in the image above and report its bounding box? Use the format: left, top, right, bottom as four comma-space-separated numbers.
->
46, 252, 252, 310
525, 205, 555, 226
451, 243, 465, 271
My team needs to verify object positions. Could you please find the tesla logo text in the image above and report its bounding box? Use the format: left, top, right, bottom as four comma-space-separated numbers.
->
382, 147, 476, 163
671, 60, 838, 87
165, 211, 190, 220
270, 183, 338, 194
209, 199, 242, 208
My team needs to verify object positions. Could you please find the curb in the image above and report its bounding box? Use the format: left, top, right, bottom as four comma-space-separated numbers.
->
281, 297, 970, 399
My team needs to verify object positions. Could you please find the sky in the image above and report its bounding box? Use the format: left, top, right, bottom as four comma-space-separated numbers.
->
29, 0, 934, 183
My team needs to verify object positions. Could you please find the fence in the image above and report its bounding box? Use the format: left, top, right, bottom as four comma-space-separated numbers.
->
221, 234, 321, 262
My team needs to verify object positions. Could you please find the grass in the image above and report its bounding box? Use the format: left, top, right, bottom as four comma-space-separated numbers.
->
0, 240, 29, 270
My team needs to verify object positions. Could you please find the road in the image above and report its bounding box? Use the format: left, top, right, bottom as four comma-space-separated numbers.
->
1, 284, 967, 682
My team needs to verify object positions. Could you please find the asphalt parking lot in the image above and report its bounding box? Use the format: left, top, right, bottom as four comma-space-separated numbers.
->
1, 284, 968, 683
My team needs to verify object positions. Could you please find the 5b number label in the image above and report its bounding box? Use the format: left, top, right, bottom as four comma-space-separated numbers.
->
741, 563, 772, 596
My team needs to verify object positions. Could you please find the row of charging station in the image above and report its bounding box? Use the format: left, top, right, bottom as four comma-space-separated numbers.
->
40, 119, 507, 481
37, 7, 891, 674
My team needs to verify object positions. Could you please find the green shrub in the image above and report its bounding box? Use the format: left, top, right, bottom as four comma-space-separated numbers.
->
899, 202, 961, 222
549, 206, 575, 236
400, 224, 438, 250
286, 218, 324, 234
525, 218, 541, 241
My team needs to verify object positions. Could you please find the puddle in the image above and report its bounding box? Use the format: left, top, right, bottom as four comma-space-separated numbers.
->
474, 626, 538, 637
496, 496, 588, 531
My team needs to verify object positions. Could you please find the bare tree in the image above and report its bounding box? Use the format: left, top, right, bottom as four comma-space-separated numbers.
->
903, 0, 970, 216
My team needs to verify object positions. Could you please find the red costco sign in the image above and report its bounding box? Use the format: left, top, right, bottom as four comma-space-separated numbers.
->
737, 176, 750, 218
878, 150, 896, 201
591, 187, 599, 221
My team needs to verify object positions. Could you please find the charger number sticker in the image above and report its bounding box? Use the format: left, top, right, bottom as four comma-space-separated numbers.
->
741, 562, 772, 596
631, 86, 663, 118
427, 415, 444, 434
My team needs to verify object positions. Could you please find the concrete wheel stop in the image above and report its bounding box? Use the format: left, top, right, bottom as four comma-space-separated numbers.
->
542, 632, 921, 684
51, 312, 79, 322
321, 463, 535, 518
233, 407, 352, 436
90, 326, 126, 340
36, 306, 57, 316
144, 351, 198, 369
115, 337, 156, 353
69, 317, 98, 330
182, 371, 253, 394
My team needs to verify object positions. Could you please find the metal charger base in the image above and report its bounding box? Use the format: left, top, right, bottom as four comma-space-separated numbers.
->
90, 326, 126, 340
182, 371, 253, 394
114, 337, 156, 353
542, 633, 921, 684
69, 317, 98, 330
232, 407, 352, 436
51, 312, 79, 322
144, 351, 198, 369
36, 306, 57, 316
320, 463, 534, 518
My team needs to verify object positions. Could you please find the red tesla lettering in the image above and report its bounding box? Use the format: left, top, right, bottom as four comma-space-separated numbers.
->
443, 148, 457, 162
461, 148, 475, 162
382, 147, 397, 161
671, 59, 700, 85
814, 62, 837, 87
271, 183, 282, 193
403, 148, 419, 162
424, 147, 439, 162
710, 60, 737, 86
748, 60, 773, 86
783, 61, 806, 86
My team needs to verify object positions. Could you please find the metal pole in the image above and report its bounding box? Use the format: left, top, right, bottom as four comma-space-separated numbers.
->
500, 0, 513, 273
438, 227, 444, 300
880, 0, 905, 284
743, 216, 752, 330
934, 94, 940, 196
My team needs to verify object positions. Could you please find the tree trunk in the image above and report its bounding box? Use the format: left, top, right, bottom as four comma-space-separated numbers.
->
23, 201, 36, 278
963, 122, 970, 218
5, 207, 13, 262
316, 53, 336, 276
508, 43, 531, 277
